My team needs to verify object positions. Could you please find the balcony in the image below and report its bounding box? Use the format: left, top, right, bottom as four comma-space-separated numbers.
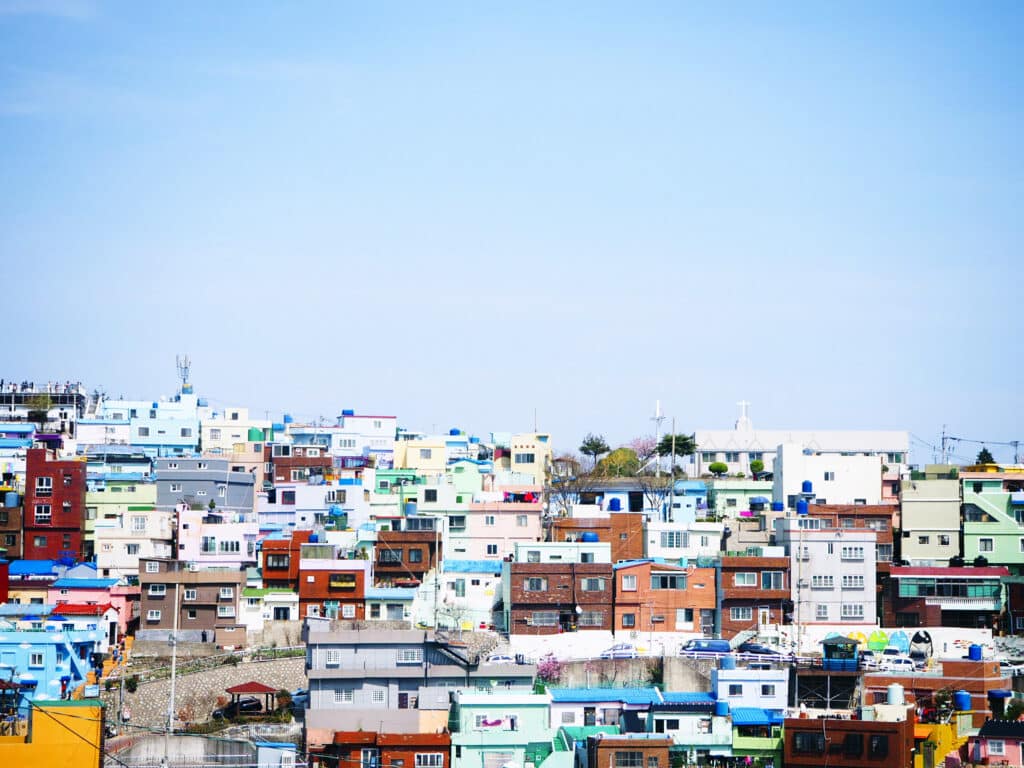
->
924, 596, 1002, 611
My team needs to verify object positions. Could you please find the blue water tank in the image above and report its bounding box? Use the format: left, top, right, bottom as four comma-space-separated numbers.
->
796, 500, 809, 516
771, 501, 784, 512
714, 700, 729, 717
968, 644, 983, 661
580, 532, 600, 543
721, 655, 736, 670
608, 498, 622, 512
272, 423, 285, 432
449, 428, 461, 436
469, 437, 480, 444
308, 533, 319, 543
283, 414, 294, 424
342, 409, 355, 417
405, 501, 417, 516
801, 480, 813, 494
4, 491, 17, 508
954, 690, 972, 711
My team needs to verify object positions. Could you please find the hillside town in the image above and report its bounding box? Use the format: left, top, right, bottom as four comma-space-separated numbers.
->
0, 371, 1021, 768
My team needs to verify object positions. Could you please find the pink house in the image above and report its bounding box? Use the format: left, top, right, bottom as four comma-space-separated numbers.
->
46, 577, 138, 636
970, 720, 1024, 766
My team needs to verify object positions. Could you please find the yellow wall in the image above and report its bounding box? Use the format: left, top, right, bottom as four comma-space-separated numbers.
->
0, 700, 103, 768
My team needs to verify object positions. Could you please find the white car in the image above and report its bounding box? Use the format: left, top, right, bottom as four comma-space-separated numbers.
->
999, 660, 1024, 676
880, 657, 916, 673
600, 643, 640, 659
484, 654, 516, 665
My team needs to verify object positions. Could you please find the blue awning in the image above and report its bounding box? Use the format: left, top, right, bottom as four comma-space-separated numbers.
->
750, 496, 769, 504
731, 707, 774, 726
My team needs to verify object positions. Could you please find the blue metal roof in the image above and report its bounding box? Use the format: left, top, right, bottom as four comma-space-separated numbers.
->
661, 692, 716, 705
0, 438, 32, 448
254, 742, 297, 750
51, 578, 118, 589
730, 707, 784, 726
613, 558, 670, 570
0, 424, 35, 433
443, 560, 503, 575
364, 588, 416, 601
8, 560, 57, 576
674, 480, 707, 494
548, 688, 662, 705
750, 496, 770, 504
0, 604, 56, 617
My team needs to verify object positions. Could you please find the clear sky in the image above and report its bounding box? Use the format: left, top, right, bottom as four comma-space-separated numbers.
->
1, 2, 1021, 463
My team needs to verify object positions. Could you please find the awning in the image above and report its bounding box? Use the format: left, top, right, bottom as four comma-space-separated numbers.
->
731, 707, 773, 726
914, 725, 932, 740
750, 496, 769, 504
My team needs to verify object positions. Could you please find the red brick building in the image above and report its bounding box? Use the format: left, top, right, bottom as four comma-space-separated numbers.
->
23, 448, 86, 560
298, 560, 371, 620
550, 513, 645, 562
506, 561, 614, 634
613, 560, 717, 635
261, 530, 315, 589
586, 734, 673, 768
719, 554, 791, 639
783, 708, 915, 768
0, 495, 23, 559
376, 528, 441, 587
265, 445, 333, 486
804, 504, 896, 563
315, 732, 450, 768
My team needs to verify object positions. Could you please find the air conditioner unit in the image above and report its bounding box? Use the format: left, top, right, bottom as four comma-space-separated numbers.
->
630, 631, 639, 639
188, 563, 199, 572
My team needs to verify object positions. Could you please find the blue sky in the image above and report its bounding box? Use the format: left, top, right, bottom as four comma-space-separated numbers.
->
1, 2, 1021, 462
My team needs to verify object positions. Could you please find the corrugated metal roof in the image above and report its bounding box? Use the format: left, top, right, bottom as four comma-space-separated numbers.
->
364, 588, 416, 600
51, 578, 119, 589
8, 560, 56, 576
548, 688, 662, 705
660, 692, 716, 705
443, 560, 503, 575
730, 707, 774, 726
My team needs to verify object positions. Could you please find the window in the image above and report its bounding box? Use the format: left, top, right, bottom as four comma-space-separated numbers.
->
878, 543, 893, 561
217, 605, 235, 617
660, 531, 683, 548
379, 550, 402, 564
582, 577, 605, 591
35, 477, 53, 496
29, 652, 44, 667
735, 572, 757, 587
148, 584, 166, 596
816, 605, 828, 620
761, 684, 776, 696
725, 452, 739, 462
614, 752, 643, 768
415, 756, 443, 768
449, 515, 466, 532
622, 574, 637, 591
408, 549, 423, 563
486, 544, 498, 556
419, 449, 432, 460
146, 561, 160, 573
371, 690, 386, 704
516, 514, 528, 527
131, 515, 146, 532
526, 550, 541, 563
453, 579, 466, 598
290, 469, 308, 482
514, 453, 535, 464
841, 604, 865, 619
341, 604, 356, 618
267, 554, 290, 569
201, 537, 217, 554
726, 498, 737, 507
34, 504, 51, 524
281, 490, 296, 505
939, 535, 951, 546
561, 711, 575, 724
842, 575, 865, 589
525, 577, 547, 592
841, 546, 864, 560
989, 740, 1005, 756
622, 613, 636, 628
219, 540, 241, 553
219, 587, 234, 599
651, 573, 686, 590
334, 688, 354, 704
980, 538, 994, 553
794, 734, 825, 754
184, 589, 197, 601
180, 427, 192, 438
138, 427, 150, 437
702, 452, 715, 462
397, 648, 424, 664
823, 471, 835, 481
869, 735, 889, 758
762, 571, 784, 590
531, 611, 558, 626
485, 515, 496, 526
578, 611, 603, 627
185, 608, 197, 620
728, 684, 742, 696
731, 607, 753, 621
147, 610, 161, 622
324, 649, 342, 666
841, 518, 856, 529
209, 428, 221, 441
33, 535, 47, 548
918, 535, 930, 545
124, 543, 140, 555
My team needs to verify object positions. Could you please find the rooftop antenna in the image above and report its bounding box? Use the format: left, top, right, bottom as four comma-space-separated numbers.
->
651, 400, 666, 477
175, 354, 192, 395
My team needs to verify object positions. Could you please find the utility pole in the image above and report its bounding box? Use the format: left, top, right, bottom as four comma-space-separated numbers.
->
671, 418, 676, 479
941, 425, 949, 465
164, 581, 180, 766
651, 401, 666, 478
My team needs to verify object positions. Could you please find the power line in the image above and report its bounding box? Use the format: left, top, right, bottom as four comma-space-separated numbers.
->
27, 699, 131, 768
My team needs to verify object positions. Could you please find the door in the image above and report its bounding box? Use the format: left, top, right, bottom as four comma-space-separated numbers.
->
273, 606, 290, 621
584, 707, 596, 726
759, 607, 771, 627
398, 692, 409, 709
386, 604, 404, 620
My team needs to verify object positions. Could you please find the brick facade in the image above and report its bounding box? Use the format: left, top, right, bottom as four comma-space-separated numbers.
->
507, 562, 613, 634
23, 447, 86, 560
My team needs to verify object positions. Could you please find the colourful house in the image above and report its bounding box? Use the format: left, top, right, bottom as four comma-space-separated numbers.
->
0, 698, 104, 767
449, 691, 554, 768
969, 720, 1024, 765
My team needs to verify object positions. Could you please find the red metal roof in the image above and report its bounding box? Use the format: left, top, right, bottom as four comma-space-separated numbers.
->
225, 681, 279, 695
52, 602, 115, 615
890, 566, 1010, 578
332, 732, 451, 746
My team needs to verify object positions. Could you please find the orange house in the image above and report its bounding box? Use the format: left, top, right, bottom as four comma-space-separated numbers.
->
298, 559, 371, 620
613, 560, 717, 634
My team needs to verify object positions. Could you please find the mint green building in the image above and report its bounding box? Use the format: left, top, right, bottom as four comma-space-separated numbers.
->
962, 473, 1024, 573
450, 691, 554, 768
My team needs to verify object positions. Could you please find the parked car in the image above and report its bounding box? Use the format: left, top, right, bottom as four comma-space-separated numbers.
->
600, 643, 640, 659
999, 660, 1024, 676
484, 654, 516, 665
679, 639, 732, 657
289, 688, 309, 711
212, 696, 262, 720
737, 642, 782, 656
859, 650, 880, 670
879, 656, 916, 674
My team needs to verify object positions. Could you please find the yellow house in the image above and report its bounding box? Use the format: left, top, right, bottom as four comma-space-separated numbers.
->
0, 698, 104, 767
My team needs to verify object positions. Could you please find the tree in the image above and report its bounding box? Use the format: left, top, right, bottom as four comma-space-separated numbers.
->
26, 393, 53, 430
637, 474, 673, 517
596, 447, 640, 477
628, 436, 658, 467
579, 433, 611, 468
977, 447, 996, 465
546, 454, 597, 518
750, 459, 764, 477
656, 433, 696, 458
708, 462, 728, 478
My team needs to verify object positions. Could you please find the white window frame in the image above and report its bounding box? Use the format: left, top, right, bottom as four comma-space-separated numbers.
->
325, 649, 341, 666
147, 610, 161, 622
621, 574, 637, 591
415, 755, 444, 768
397, 648, 424, 664
145, 561, 160, 573
730, 607, 753, 622
184, 589, 197, 601
815, 604, 828, 620
217, 605, 235, 618
219, 587, 234, 599
734, 572, 757, 587
148, 584, 166, 596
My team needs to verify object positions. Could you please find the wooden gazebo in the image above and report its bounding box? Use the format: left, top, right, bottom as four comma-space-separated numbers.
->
224, 680, 279, 713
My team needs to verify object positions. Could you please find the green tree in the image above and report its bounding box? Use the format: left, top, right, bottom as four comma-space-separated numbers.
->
26, 393, 53, 430
655, 433, 696, 458
750, 459, 765, 476
596, 447, 640, 477
579, 433, 611, 468
708, 462, 728, 478
976, 447, 995, 465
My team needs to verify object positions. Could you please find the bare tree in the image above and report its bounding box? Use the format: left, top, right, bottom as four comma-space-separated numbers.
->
637, 474, 674, 518
546, 454, 597, 518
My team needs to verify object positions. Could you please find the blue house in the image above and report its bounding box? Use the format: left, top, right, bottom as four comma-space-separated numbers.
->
0, 624, 102, 708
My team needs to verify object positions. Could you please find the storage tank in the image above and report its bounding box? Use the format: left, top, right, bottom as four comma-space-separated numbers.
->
308, 533, 319, 543
272, 423, 285, 432
405, 501, 417, 516
721, 655, 736, 670
714, 700, 729, 716
801, 480, 813, 494
887, 683, 904, 706
796, 500, 809, 516
247, 427, 264, 441
954, 690, 972, 712
283, 414, 294, 424
580, 532, 600, 543
608, 498, 622, 512
3, 491, 17, 508
342, 409, 355, 417
968, 644, 983, 661
771, 501, 784, 512
449, 428, 461, 436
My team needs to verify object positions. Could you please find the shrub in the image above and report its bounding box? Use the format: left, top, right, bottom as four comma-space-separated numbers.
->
708, 462, 728, 477
125, 676, 139, 693
750, 459, 764, 475
104, 679, 114, 692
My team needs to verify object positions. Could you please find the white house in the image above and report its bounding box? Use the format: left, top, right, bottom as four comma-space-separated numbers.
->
773, 442, 885, 508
